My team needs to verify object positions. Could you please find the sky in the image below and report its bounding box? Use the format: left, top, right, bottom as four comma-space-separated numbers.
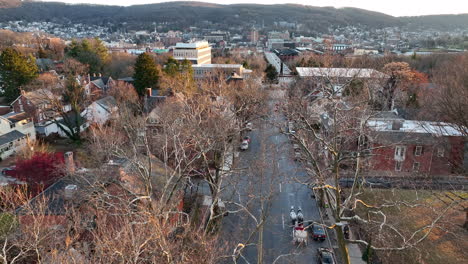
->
38, 0, 468, 17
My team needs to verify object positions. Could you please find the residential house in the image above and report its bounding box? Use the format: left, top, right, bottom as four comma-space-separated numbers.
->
0, 112, 36, 159
11, 89, 72, 137
16, 154, 185, 258
86, 75, 115, 99
143, 88, 166, 113
84, 96, 118, 126
365, 111, 466, 177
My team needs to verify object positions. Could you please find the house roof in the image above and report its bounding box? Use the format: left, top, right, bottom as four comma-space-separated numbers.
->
17, 154, 180, 216
367, 119, 463, 137
0, 130, 25, 146
95, 96, 117, 113
11, 89, 56, 107
1, 111, 30, 123
90, 77, 111, 90
118, 77, 134, 83
16, 173, 94, 216
296, 67, 388, 79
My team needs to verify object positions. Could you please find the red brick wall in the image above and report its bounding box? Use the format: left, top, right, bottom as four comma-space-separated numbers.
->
368, 137, 464, 176
12, 96, 39, 122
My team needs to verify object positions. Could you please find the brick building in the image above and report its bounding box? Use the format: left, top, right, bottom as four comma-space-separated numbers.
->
366, 113, 466, 177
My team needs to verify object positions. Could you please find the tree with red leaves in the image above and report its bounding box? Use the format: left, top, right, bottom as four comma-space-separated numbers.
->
15, 152, 65, 189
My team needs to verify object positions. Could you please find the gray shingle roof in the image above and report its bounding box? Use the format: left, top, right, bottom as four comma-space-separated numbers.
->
95, 96, 117, 112
0, 130, 25, 146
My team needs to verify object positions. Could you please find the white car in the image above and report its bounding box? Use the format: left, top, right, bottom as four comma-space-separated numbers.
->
240, 140, 249, 151
288, 122, 296, 134
246, 122, 253, 131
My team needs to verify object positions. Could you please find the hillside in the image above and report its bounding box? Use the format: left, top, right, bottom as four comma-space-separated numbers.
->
0, 1, 466, 32
0, 1, 399, 32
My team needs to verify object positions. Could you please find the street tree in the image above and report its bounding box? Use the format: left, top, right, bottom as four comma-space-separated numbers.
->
0, 47, 38, 102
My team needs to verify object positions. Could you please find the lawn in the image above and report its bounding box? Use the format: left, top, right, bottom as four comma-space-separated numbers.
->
348, 188, 467, 264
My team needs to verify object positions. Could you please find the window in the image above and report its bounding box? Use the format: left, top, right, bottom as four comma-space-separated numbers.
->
394, 146, 406, 161
413, 162, 420, 171
395, 161, 402, 171
9, 123, 15, 129
437, 147, 445, 157
414, 146, 423, 156
19, 104, 24, 112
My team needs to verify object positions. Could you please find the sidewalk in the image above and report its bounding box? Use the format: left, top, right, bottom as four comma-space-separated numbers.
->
319, 189, 366, 264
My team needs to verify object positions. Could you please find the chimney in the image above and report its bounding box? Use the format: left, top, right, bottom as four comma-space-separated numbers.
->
391, 120, 402, 131
64, 151, 75, 173
146, 88, 152, 97
64, 184, 77, 200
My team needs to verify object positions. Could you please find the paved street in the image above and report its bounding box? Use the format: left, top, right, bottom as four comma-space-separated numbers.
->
265, 52, 291, 75
221, 87, 327, 264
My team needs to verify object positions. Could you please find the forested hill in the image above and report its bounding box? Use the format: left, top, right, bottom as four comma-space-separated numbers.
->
0, 1, 466, 32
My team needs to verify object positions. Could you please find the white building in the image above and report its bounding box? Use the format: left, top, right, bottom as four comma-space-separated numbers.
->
192, 64, 252, 79
0, 112, 36, 160
173, 41, 211, 65
84, 96, 118, 126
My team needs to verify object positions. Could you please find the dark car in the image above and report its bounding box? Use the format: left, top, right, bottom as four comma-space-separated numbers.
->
1, 167, 17, 177
312, 224, 326, 241
317, 248, 335, 264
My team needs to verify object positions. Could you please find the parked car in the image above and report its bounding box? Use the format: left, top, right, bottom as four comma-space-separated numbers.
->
240, 140, 249, 151
294, 150, 302, 161
246, 122, 253, 131
317, 248, 335, 264
243, 136, 251, 143
311, 224, 326, 241
288, 121, 296, 134
1, 166, 17, 177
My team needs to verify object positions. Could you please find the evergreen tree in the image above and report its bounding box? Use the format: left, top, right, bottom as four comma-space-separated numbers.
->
65, 38, 109, 74
0, 48, 38, 102
265, 64, 278, 83
163, 56, 180, 77
133, 52, 159, 96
